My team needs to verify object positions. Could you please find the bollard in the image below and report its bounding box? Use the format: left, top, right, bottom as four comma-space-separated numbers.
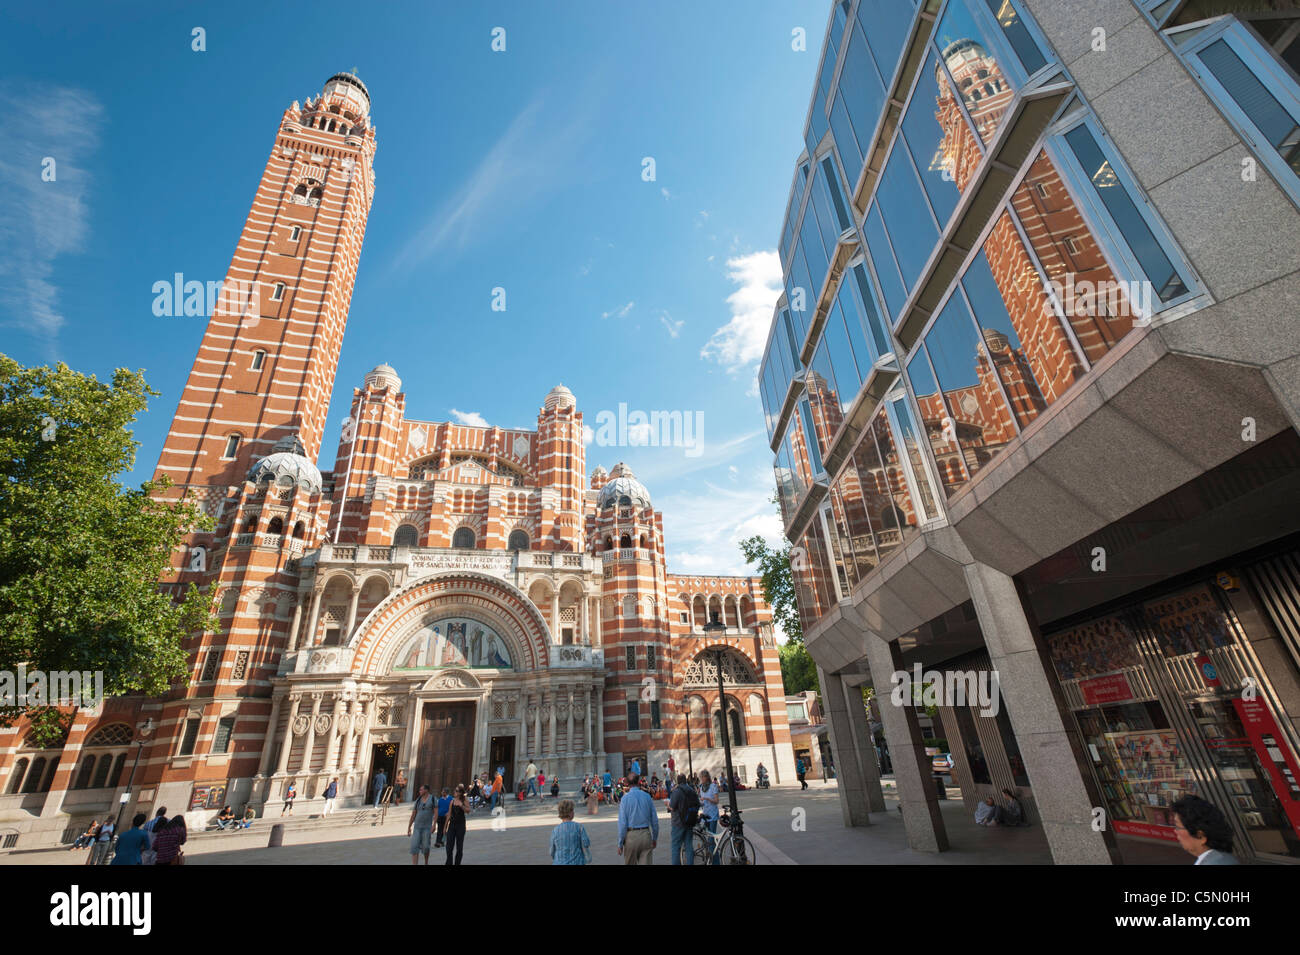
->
268, 822, 284, 848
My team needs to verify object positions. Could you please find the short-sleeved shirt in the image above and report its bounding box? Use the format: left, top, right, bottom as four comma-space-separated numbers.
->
602, 772, 613, 787
111, 828, 149, 865
700, 782, 720, 820
437, 795, 453, 817
412, 794, 436, 827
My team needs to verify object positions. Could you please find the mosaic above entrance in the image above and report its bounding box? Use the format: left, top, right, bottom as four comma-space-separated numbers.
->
392, 618, 514, 671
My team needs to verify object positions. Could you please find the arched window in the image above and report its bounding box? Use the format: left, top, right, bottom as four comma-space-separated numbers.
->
309, 187, 323, 202
294, 184, 308, 198
292, 521, 305, 539
5, 757, 28, 795
622, 595, 636, 618
267, 516, 283, 535
619, 495, 631, 507
452, 527, 476, 549
243, 514, 257, 533
74, 756, 95, 790
639, 534, 647, 549
507, 530, 529, 552
619, 534, 632, 549
393, 524, 419, 548
22, 757, 47, 794
85, 723, 133, 747
108, 753, 127, 789
604, 537, 613, 551
92, 755, 112, 789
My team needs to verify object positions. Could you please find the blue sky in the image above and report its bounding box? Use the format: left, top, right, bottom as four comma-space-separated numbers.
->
0, 0, 831, 575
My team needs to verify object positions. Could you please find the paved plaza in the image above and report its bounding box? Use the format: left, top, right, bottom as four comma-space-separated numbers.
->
3, 780, 1187, 865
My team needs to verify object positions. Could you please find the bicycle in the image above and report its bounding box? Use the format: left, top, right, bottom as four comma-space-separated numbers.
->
692, 809, 757, 865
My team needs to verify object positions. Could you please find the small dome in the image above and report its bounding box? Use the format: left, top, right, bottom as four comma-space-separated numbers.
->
365, 362, 401, 392
597, 462, 651, 510
544, 384, 575, 410
248, 434, 322, 494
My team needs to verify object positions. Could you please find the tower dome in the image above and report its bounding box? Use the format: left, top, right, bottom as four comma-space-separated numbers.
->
364, 362, 401, 392
247, 434, 323, 494
597, 462, 652, 510
544, 384, 576, 411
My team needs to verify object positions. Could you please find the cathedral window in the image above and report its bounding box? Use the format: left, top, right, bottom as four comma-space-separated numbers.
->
393, 524, 419, 547
508, 530, 529, 552
292, 520, 305, 539
251, 350, 265, 371
211, 716, 236, 755
650, 700, 661, 730
452, 527, 476, 550
177, 718, 201, 757
626, 700, 640, 732
267, 516, 283, 535
619, 534, 632, 549
222, 434, 240, 459
289, 225, 301, 241
270, 282, 285, 301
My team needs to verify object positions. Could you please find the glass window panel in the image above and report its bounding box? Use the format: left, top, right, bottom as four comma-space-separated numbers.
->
850, 262, 892, 358
1062, 124, 1190, 303
792, 163, 809, 213
799, 398, 827, 474
787, 421, 813, 494
794, 520, 835, 630
809, 338, 845, 444
935, 0, 1019, 145
983, 0, 1048, 75
824, 302, 864, 406
1197, 37, 1300, 177
840, 21, 888, 152
864, 203, 908, 321
877, 144, 938, 291
831, 474, 879, 583
799, 212, 830, 301
810, 167, 842, 261
820, 156, 854, 231
829, 0, 850, 64
1011, 150, 1136, 363
782, 309, 803, 367
902, 50, 965, 225
888, 394, 940, 520
867, 408, 916, 559
908, 347, 965, 497
961, 243, 1054, 428
972, 209, 1088, 407
820, 503, 852, 598
831, 92, 866, 185
787, 243, 816, 333
837, 279, 881, 372
922, 293, 1018, 489
857, 0, 916, 84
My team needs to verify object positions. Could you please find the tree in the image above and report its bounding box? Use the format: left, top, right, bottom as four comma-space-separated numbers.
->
0, 355, 216, 744
740, 532, 820, 695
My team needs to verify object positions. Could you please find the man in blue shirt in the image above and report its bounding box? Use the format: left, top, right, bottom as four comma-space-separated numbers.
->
110, 813, 150, 865
435, 788, 453, 848
698, 770, 721, 865
601, 769, 613, 801
616, 772, 658, 865
373, 769, 388, 808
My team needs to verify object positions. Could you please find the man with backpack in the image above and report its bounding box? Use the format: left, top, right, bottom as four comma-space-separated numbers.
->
668, 774, 700, 865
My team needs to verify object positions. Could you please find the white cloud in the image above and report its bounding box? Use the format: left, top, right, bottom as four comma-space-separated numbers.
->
450, 409, 489, 427
700, 250, 783, 374
601, 301, 634, 320
658, 311, 684, 339
0, 85, 104, 344
660, 464, 783, 577
661, 187, 671, 200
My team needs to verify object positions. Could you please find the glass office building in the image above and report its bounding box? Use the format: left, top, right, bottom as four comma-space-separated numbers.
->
763, 0, 1300, 863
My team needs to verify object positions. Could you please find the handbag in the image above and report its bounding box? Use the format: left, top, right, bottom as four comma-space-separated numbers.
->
168, 849, 185, 866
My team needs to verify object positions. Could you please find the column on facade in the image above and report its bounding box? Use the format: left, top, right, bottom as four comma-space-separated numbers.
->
344, 586, 361, 642
566, 687, 575, 757
354, 694, 376, 792
584, 685, 594, 755
517, 690, 529, 762
580, 596, 589, 645
551, 591, 561, 641
324, 694, 345, 774
819, 669, 882, 827
287, 596, 305, 651
860, 641, 948, 852
532, 694, 542, 759
963, 561, 1121, 864
594, 686, 604, 757
256, 694, 285, 776
304, 586, 324, 648
298, 693, 323, 775
547, 691, 557, 758
275, 695, 301, 776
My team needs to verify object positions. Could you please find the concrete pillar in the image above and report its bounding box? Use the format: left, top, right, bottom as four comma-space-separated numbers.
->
551, 591, 560, 640
287, 597, 305, 651
304, 587, 324, 648
594, 686, 604, 759
275, 695, 300, 776
518, 690, 529, 764
533, 695, 542, 758
566, 687, 575, 757
298, 693, 322, 774
817, 667, 875, 826
584, 686, 593, 755
843, 677, 887, 813
324, 695, 345, 774
547, 692, 558, 758
256, 695, 284, 776
344, 586, 361, 641
862, 638, 949, 853
963, 562, 1120, 864
580, 596, 589, 644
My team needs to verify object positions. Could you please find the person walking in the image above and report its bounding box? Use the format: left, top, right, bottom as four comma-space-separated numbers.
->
141, 807, 167, 865
492, 768, 505, 811
668, 774, 700, 866
698, 770, 721, 864
795, 756, 808, 791
616, 771, 658, 865
1171, 795, 1240, 864
407, 785, 436, 865
435, 787, 452, 848
525, 759, 539, 798
393, 770, 407, 807
110, 814, 150, 865
372, 768, 388, 809
444, 784, 470, 866
282, 780, 297, 816
549, 799, 592, 865
601, 769, 613, 802
322, 777, 339, 817
585, 777, 600, 816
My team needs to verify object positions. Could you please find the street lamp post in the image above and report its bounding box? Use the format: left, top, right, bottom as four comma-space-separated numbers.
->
684, 705, 693, 778
106, 716, 155, 863
703, 611, 747, 861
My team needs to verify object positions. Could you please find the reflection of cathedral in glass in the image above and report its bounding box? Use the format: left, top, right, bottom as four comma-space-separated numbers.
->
394, 618, 513, 670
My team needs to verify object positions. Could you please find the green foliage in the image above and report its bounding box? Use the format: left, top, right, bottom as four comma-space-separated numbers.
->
0, 355, 217, 728
778, 639, 819, 696
739, 533, 801, 644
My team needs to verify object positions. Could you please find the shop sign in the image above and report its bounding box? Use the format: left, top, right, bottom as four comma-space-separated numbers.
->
1195, 654, 1221, 688
1232, 698, 1300, 838
1112, 820, 1177, 841
1079, 672, 1135, 705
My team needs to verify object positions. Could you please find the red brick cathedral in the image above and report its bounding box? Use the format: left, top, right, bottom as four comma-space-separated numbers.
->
0, 74, 791, 842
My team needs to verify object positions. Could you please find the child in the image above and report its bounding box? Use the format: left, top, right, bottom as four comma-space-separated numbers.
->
548, 799, 591, 865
